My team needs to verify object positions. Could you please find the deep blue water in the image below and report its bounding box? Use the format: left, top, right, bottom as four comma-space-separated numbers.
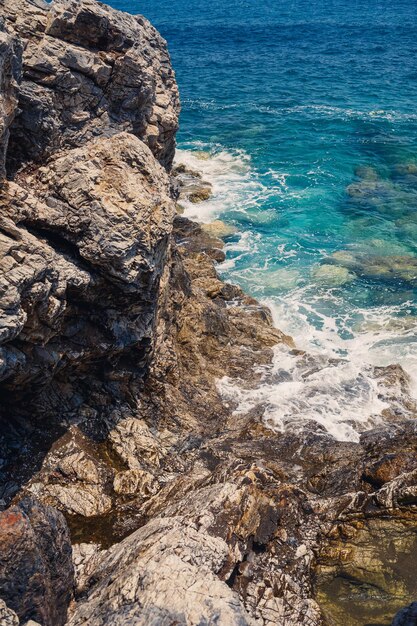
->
108, 0, 417, 439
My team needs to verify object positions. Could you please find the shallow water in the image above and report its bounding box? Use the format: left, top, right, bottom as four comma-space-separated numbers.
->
108, 0, 417, 441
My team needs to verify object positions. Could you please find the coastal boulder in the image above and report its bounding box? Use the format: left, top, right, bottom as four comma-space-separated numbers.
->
0, 132, 174, 394
0, 497, 74, 626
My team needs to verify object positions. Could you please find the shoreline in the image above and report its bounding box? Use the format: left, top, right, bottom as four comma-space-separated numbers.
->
174, 152, 417, 443
0, 1, 417, 625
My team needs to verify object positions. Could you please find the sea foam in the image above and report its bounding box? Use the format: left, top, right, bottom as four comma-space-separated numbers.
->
176, 146, 417, 443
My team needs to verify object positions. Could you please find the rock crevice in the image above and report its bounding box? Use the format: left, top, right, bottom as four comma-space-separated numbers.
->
1, 2, 417, 626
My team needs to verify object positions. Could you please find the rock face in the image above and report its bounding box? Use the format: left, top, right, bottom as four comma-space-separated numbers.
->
0, 20, 21, 180
0, 497, 73, 625
2, 0, 179, 172
0, 0, 178, 507
1, 2, 417, 626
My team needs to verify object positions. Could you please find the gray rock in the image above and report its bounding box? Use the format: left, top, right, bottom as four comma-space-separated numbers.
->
0, 131, 174, 396
0, 21, 21, 180
3, 0, 179, 172
0, 497, 74, 626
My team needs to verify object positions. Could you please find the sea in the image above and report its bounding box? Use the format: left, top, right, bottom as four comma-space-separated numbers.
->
108, 0, 417, 442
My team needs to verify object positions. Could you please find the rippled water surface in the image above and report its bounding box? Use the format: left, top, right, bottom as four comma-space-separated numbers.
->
108, 0, 417, 440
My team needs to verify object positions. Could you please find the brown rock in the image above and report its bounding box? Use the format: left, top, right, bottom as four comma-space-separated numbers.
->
0, 497, 74, 626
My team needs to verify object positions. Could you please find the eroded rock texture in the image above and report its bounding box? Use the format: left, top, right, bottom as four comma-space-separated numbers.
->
0, 497, 73, 625
1, 1, 417, 626
0, 19, 21, 180
0, 0, 179, 508
2, 0, 179, 172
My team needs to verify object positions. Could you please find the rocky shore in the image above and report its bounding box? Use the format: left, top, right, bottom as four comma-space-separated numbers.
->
1, 1, 417, 625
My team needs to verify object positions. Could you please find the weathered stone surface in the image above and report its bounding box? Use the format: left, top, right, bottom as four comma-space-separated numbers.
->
72, 542, 105, 594
0, 599, 19, 626
24, 426, 115, 517
3, 0, 179, 171
0, 21, 21, 181
113, 468, 159, 497
173, 162, 213, 203
0, 497, 74, 626
0, 131, 174, 397
68, 474, 323, 626
1, 2, 417, 626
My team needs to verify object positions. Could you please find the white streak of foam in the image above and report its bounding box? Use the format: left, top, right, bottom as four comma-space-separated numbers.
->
177, 146, 417, 443
218, 291, 417, 443
174, 145, 275, 223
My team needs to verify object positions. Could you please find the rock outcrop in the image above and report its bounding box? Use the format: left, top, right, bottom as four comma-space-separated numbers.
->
1, 2, 417, 626
0, 0, 178, 507
0, 497, 73, 625
2, 0, 179, 172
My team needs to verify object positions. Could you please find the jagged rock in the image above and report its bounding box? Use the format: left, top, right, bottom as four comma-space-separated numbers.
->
113, 469, 159, 497
1, 2, 417, 626
68, 473, 322, 626
0, 21, 21, 181
0, 497, 74, 626
0, 599, 19, 626
18, 426, 116, 518
109, 417, 166, 470
0, 131, 174, 399
69, 517, 256, 625
72, 542, 105, 594
174, 163, 213, 203
3, 0, 179, 171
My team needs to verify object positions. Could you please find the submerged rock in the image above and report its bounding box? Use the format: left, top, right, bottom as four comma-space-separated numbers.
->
315, 517, 417, 626
328, 249, 417, 285
312, 263, 356, 286
201, 219, 237, 238
346, 178, 393, 199
354, 165, 379, 181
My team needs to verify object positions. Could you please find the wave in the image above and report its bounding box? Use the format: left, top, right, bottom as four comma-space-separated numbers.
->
218, 293, 417, 442
174, 143, 276, 223
176, 144, 417, 442
181, 99, 417, 123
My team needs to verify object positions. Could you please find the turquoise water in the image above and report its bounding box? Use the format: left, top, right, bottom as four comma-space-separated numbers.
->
109, 0, 417, 439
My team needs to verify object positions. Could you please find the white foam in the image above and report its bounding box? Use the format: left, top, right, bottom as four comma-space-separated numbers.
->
176, 145, 417, 442
218, 291, 417, 442
182, 100, 417, 122
175, 144, 275, 223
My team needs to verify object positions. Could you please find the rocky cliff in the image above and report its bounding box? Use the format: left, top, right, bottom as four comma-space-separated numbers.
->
1, 1, 417, 626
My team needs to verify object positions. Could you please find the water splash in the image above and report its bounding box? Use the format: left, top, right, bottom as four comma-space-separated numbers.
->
175, 146, 417, 442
